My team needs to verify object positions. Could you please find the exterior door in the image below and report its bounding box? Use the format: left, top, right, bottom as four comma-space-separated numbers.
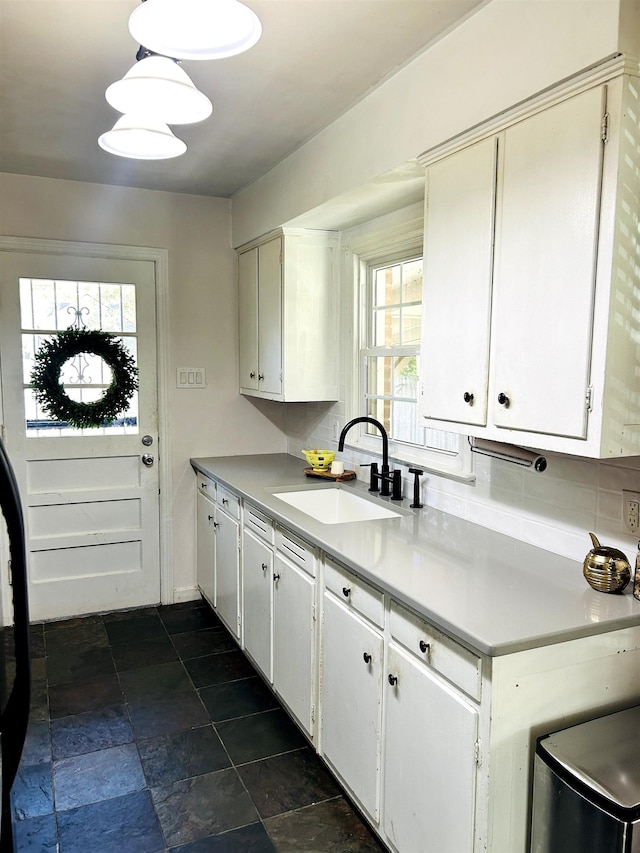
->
0, 249, 161, 622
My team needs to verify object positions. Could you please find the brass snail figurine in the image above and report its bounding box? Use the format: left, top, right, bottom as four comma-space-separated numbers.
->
583, 532, 631, 593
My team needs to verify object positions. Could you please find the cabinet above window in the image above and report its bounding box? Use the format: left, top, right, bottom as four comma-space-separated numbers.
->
419, 72, 640, 459
237, 227, 340, 402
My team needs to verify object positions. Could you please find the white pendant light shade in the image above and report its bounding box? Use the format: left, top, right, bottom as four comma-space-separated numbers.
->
105, 56, 212, 124
129, 0, 262, 61
98, 115, 187, 159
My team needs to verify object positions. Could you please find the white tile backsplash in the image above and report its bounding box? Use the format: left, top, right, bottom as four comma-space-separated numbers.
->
284, 402, 640, 566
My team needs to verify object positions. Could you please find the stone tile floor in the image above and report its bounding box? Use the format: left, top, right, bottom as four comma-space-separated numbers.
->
9, 599, 385, 852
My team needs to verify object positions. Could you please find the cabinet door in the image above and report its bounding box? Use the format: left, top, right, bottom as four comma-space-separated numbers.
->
321, 592, 383, 820
242, 528, 273, 681
215, 509, 240, 639
491, 86, 605, 437
272, 552, 315, 736
238, 247, 259, 391
257, 236, 283, 396
196, 490, 215, 607
421, 137, 497, 427
383, 643, 478, 853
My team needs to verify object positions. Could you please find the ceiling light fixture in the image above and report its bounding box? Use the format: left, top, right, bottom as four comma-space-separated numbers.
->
128, 0, 262, 61
105, 54, 213, 125
98, 114, 187, 160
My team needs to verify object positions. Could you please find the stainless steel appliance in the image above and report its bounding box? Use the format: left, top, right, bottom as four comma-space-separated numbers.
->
0, 437, 31, 851
531, 705, 640, 852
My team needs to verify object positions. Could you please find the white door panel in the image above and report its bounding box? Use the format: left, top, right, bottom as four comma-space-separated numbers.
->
0, 250, 160, 621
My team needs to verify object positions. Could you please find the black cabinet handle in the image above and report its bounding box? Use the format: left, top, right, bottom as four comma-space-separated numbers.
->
213, 521, 220, 529
207, 514, 214, 522
250, 372, 256, 379
363, 652, 372, 664
388, 674, 398, 686
419, 640, 430, 654
273, 573, 280, 582
222, 498, 228, 505
261, 562, 268, 571
342, 587, 351, 598
463, 391, 474, 404
258, 374, 264, 381
498, 392, 510, 408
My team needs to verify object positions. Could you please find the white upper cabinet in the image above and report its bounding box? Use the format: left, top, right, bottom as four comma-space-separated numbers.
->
420, 74, 640, 458
237, 228, 340, 402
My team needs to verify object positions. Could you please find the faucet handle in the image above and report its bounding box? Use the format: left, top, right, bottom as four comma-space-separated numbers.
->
360, 462, 380, 493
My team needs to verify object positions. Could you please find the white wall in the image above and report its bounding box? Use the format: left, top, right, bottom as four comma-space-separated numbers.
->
0, 172, 287, 602
232, 0, 626, 246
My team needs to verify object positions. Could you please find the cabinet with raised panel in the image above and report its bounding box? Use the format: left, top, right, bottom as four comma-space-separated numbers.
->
420, 74, 640, 457
241, 503, 274, 681
237, 228, 340, 402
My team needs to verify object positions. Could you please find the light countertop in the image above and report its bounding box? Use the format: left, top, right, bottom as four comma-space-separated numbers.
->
191, 453, 640, 657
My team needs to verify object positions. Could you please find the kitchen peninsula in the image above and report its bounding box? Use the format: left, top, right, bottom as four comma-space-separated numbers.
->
192, 453, 640, 853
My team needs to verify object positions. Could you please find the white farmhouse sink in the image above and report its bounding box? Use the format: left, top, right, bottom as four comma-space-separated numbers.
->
273, 488, 401, 525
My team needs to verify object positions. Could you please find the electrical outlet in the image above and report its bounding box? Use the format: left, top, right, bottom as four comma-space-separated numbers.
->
332, 419, 339, 442
623, 490, 640, 534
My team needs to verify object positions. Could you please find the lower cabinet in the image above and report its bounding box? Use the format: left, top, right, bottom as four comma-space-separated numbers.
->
321, 591, 384, 821
196, 478, 215, 607
272, 528, 317, 738
213, 488, 240, 639
383, 643, 479, 853
242, 526, 273, 681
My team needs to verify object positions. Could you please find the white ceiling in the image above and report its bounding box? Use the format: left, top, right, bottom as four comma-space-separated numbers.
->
0, 0, 484, 199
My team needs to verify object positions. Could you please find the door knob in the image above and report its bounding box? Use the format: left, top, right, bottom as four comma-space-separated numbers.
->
141, 453, 154, 467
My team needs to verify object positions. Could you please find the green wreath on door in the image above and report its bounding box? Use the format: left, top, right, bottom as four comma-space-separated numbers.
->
30, 328, 138, 430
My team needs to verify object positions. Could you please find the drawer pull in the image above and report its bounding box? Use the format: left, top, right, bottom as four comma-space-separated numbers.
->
419, 640, 430, 654
498, 392, 510, 408
388, 673, 398, 687
207, 515, 214, 522
273, 573, 280, 582
363, 652, 372, 664
463, 391, 474, 405
200, 481, 208, 490
213, 521, 220, 529
342, 586, 351, 598
261, 562, 268, 571
222, 498, 228, 506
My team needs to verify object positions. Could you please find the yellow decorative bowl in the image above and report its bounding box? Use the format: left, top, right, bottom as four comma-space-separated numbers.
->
303, 449, 336, 472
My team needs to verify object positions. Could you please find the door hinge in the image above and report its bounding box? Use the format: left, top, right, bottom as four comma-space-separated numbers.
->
7, 559, 12, 586
311, 703, 316, 724
601, 112, 609, 143
312, 602, 317, 622
585, 385, 594, 412
474, 738, 482, 766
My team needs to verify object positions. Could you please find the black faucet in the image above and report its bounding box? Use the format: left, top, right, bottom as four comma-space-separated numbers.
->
338, 417, 402, 500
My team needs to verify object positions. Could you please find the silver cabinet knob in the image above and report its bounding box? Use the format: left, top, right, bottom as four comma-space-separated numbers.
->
141, 453, 154, 467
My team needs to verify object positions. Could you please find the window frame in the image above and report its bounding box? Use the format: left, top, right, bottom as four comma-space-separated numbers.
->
343, 212, 473, 482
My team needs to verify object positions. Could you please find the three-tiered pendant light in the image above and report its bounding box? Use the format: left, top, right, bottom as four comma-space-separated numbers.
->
99, 0, 262, 160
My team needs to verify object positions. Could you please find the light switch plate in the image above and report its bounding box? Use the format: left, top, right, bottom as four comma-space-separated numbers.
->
177, 367, 206, 389
623, 490, 640, 534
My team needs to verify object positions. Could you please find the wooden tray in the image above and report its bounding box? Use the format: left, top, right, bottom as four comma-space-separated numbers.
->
303, 467, 356, 482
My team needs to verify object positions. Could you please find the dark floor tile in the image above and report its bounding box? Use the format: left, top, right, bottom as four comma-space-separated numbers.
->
264, 797, 385, 852
216, 708, 307, 765
238, 747, 341, 819
47, 645, 115, 686
169, 822, 277, 852
57, 789, 164, 853
185, 650, 256, 689
13, 813, 58, 852
200, 677, 278, 722
2, 624, 46, 662
54, 742, 145, 812
45, 617, 109, 651
20, 720, 52, 766
172, 628, 237, 660
51, 704, 133, 760
160, 603, 222, 635
128, 690, 209, 739
119, 660, 193, 702
12, 762, 54, 820
112, 634, 179, 672
102, 606, 159, 623
151, 768, 259, 848
138, 724, 231, 787
105, 613, 167, 645
29, 658, 49, 723
49, 673, 123, 718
